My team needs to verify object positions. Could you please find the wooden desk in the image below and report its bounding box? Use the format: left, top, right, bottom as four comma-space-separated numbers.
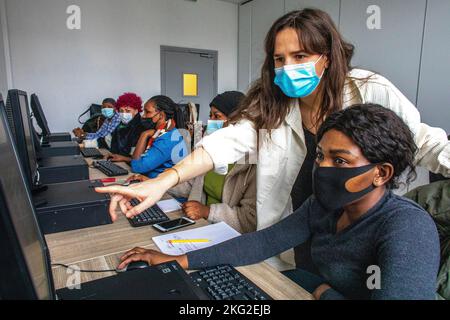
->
45, 150, 313, 300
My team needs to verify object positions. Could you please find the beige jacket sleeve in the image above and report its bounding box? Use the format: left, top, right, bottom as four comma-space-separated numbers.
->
356, 71, 450, 177
207, 170, 257, 234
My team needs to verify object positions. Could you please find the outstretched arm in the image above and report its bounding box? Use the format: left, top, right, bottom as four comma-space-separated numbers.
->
96, 147, 215, 221
96, 120, 257, 222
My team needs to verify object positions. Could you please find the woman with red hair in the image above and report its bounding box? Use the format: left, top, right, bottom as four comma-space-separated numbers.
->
108, 92, 146, 157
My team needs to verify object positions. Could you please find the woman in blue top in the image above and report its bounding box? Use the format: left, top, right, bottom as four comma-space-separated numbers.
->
111, 95, 188, 178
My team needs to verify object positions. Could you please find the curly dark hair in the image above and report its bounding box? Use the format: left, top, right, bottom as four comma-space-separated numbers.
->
316, 104, 418, 189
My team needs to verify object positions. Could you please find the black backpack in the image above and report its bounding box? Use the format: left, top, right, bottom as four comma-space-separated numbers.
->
78, 104, 105, 133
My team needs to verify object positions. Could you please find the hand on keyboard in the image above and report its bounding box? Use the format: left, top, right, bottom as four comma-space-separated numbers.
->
95, 177, 171, 222
108, 154, 131, 163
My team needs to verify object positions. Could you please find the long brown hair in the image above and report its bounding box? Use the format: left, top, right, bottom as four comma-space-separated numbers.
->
230, 9, 355, 131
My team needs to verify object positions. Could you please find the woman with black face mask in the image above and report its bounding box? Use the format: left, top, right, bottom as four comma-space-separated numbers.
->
115, 104, 440, 300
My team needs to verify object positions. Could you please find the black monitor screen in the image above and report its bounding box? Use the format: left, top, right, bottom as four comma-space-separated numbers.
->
0, 96, 53, 300
5, 90, 38, 187
30, 94, 50, 137
19, 93, 38, 180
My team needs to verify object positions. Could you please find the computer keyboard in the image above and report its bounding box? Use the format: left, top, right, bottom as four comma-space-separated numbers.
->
128, 198, 170, 227
80, 147, 103, 158
93, 160, 128, 177
190, 265, 272, 300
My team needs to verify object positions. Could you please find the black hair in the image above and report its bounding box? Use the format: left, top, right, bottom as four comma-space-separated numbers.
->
317, 103, 418, 189
102, 98, 116, 106
210, 91, 245, 117
148, 95, 187, 129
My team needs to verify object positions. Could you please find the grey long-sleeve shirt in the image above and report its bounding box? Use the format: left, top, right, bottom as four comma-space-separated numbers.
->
187, 191, 440, 300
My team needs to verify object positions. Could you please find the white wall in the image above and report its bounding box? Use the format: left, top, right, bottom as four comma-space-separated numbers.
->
0, 0, 9, 95
3, 0, 238, 132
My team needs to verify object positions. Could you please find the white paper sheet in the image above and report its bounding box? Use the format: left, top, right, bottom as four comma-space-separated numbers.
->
157, 199, 182, 213
152, 222, 241, 255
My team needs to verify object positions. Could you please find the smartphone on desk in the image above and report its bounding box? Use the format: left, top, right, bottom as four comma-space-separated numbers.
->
153, 217, 195, 233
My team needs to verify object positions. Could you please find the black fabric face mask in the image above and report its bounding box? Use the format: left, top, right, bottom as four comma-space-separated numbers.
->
312, 163, 377, 211
141, 118, 156, 130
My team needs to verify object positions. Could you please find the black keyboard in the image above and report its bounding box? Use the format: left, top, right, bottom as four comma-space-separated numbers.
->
128, 198, 170, 227
80, 147, 103, 158
93, 160, 128, 177
190, 265, 272, 300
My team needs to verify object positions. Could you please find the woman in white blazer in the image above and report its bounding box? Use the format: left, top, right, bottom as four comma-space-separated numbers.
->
97, 9, 449, 234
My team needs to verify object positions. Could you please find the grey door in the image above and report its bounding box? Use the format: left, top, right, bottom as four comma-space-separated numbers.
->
161, 46, 218, 124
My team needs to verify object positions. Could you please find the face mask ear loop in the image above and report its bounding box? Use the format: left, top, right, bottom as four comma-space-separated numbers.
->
352, 163, 379, 189
315, 54, 326, 79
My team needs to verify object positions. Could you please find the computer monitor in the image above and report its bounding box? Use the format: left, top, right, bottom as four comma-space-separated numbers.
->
0, 94, 54, 299
5, 90, 38, 188
30, 93, 51, 137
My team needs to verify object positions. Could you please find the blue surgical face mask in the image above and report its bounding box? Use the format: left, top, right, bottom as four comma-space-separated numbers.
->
206, 120, 225, 135
119, 112, 133, 125
102, 108, 115, 119
274, 55, 324, 98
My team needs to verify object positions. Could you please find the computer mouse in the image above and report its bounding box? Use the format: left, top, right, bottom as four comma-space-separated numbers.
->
122, 261, 150, 272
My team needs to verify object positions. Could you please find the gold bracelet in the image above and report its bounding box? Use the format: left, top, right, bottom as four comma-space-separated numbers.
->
166, 167, 181, 186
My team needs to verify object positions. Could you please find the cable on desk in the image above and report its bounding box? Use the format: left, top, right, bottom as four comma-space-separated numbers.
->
52, 263, 119, 273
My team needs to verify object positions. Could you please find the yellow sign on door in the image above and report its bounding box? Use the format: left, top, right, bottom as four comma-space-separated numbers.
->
183, 73, 198, 97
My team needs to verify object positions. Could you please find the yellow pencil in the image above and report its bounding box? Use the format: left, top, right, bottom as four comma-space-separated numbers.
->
169, 239, 211, 244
